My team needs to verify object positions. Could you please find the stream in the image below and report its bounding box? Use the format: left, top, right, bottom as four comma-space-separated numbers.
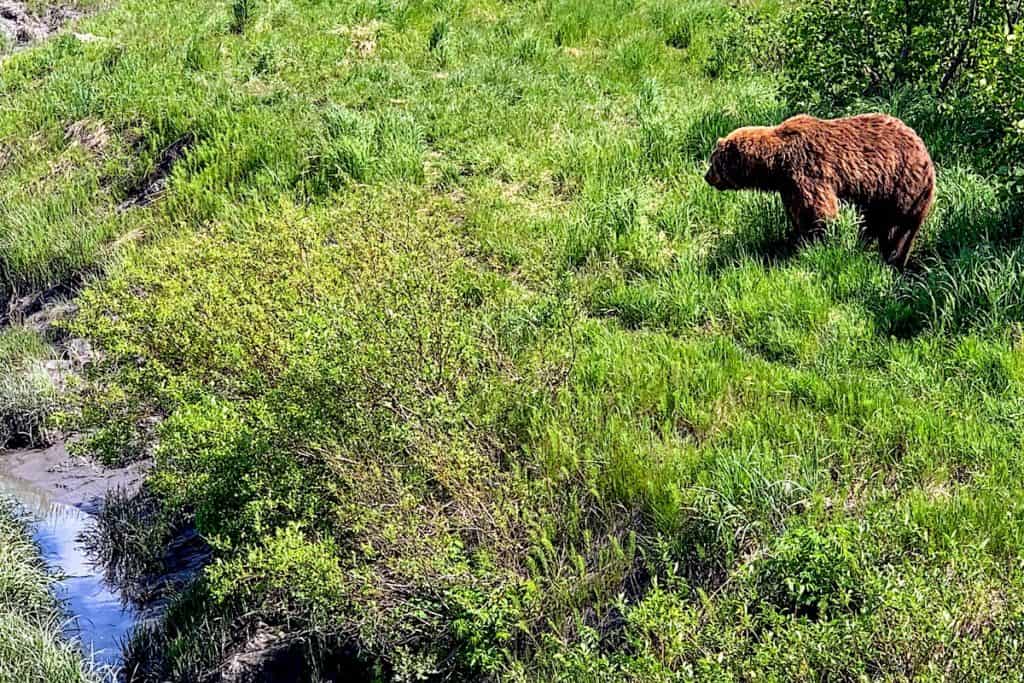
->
0, 442, 149, 675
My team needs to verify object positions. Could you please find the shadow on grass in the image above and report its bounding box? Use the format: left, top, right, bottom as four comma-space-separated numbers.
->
702, 193, 813, 274
879, 193, 1024, 338
702, 186, 1024, 340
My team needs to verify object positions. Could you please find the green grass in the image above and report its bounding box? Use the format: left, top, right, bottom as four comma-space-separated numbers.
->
0, 327, 58, 448
0, 0, 1021, 679
0, 505, 98, 683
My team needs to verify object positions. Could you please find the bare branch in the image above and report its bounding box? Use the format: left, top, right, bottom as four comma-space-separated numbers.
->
939, 0, 981, 95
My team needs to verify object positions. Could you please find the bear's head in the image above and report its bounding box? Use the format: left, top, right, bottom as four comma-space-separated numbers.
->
705, 127, 785, 192
705, 137, 742, 190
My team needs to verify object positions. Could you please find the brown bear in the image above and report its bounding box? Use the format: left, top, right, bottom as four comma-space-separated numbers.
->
705, 113, 935, 270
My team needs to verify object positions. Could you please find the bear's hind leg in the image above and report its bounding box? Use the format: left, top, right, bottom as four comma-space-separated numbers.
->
882, 212, 926, 271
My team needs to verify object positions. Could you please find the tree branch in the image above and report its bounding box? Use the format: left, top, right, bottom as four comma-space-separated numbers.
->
1005, 0, 1022, 31
939, 0, 981, 95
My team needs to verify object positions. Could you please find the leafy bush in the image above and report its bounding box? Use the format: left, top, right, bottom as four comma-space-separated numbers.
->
72, 192, 525, 677
972, 26, 1024, 193
754, 525, 868, 620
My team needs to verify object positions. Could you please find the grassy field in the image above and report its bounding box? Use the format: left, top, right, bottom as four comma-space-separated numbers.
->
1, 0, 1024, 679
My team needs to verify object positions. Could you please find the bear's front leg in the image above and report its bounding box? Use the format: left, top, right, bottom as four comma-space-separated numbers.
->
782, 190, 838, 246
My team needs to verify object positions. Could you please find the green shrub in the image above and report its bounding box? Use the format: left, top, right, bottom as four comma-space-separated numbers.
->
72, 191, 522, 676
754, 525, 868, 620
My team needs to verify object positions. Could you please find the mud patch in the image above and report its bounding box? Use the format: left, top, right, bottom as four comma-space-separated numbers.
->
0, 441, 148, 513
0, 2, 79, 49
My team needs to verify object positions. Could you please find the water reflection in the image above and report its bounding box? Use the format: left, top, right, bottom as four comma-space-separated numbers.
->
0, 471, 136, 671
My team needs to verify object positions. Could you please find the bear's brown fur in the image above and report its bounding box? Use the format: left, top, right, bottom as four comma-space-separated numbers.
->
705, 113, 935, 270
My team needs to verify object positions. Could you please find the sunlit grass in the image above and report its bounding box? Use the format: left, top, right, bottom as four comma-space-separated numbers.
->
0, 328, 58, 449
0, 0, 1020, 679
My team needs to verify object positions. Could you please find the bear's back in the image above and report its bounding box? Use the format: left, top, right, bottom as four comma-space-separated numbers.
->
777, 113, 932, 204
778, 113, 924, 151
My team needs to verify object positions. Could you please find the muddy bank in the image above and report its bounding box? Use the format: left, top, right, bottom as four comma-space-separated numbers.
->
0, 441, 148, 513
0, 1, 79, 49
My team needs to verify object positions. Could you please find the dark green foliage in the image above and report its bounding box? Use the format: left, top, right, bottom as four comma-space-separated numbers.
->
231, 0, 256, 34
755, 525, 867, 619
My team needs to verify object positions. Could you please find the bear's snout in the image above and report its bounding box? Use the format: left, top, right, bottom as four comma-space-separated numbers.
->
705, 167, 724, 189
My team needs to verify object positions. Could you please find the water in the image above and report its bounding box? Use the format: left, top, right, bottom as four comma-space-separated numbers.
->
0, 467, 137, 672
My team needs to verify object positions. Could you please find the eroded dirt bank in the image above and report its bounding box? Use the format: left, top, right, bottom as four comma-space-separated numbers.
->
0, 1, 79, 49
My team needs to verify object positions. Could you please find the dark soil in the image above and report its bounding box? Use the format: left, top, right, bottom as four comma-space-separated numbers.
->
119, 133, 197, 210
0, 2, 79, 50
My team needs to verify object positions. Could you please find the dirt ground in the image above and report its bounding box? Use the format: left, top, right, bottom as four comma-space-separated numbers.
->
0, 440, 148, 514
0, 2, 79, 50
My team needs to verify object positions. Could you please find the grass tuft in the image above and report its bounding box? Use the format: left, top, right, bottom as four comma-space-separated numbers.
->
0, 328, 58, 449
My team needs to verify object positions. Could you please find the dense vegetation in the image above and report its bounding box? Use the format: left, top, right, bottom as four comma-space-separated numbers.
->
0, 0, 1022, 679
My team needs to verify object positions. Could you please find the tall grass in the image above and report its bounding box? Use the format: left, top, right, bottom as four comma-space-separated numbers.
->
0, 328, 58, 448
